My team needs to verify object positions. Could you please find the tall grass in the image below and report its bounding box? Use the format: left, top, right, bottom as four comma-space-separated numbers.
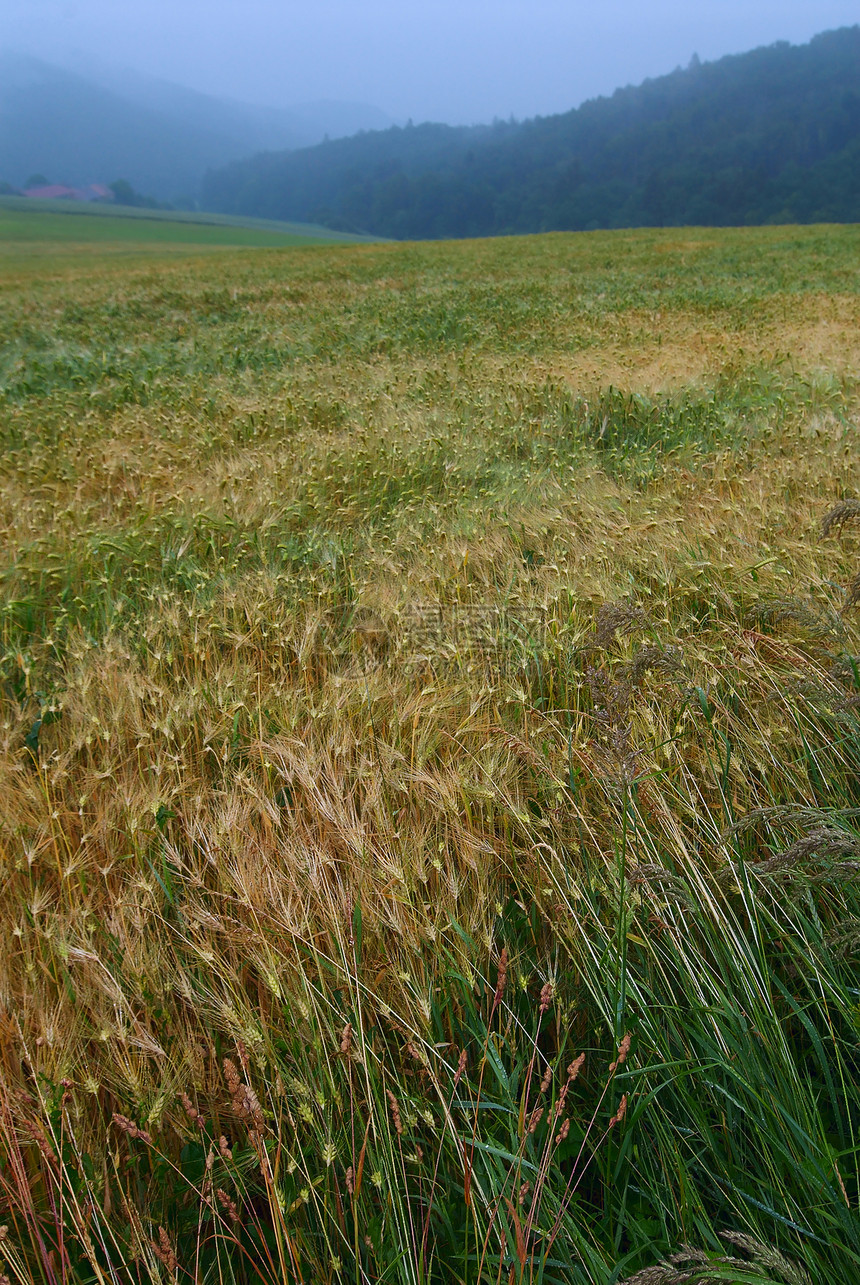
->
1, 225, 859, 1282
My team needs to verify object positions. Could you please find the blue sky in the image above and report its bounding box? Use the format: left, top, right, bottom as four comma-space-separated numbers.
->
4, 0, 859, 121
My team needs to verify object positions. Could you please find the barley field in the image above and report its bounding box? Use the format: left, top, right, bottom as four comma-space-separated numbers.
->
1, 220, 860, 1285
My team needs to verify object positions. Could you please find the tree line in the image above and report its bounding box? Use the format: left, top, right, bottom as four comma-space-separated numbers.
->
203, 27, 860, 238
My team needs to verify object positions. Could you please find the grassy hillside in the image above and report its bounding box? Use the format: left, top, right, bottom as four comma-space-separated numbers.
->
1, 223, 860, 1284
203, 27, 860, 237
0, 199, 377, 270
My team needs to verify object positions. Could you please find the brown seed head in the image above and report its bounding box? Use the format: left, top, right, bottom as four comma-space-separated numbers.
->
610, 1034, 631, 1073
386, 1089, 403, 1136
112, 1113, 153, 1146
567, 1054, 585, 1083
822, 499, 860, 538
180, 1092, 205, 1129
593, 601, 647, 649
539, 981, 553, 1014
609, 1094, 628, 1128
23, 1119, 59, 1170
223, 1059, 265, 1132
223, 1059, 241, 1094
152, 1227, 178, 1272
216, 1189, 240, 1224
492, 946, 508, 1014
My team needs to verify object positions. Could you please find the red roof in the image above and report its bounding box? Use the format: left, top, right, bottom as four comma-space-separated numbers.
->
23, 185, 79, 199
23, 184, 114, 202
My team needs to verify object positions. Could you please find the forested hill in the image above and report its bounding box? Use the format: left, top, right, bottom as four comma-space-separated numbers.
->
203, 27, 860, 238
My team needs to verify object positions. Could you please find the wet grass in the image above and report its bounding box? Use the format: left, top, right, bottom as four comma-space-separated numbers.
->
0, 199, 376, 275
1, 224, 859, 1285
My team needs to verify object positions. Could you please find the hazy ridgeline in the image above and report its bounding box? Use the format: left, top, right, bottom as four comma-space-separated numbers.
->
203, 28, 860, 239
0, 50, 392, 204
1, 223, 860, 1283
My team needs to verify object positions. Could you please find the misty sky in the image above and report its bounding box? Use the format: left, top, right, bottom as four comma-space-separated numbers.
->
4, 0, 859, 122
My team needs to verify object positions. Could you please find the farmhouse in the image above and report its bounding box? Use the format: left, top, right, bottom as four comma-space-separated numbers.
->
22, 183, 114, 201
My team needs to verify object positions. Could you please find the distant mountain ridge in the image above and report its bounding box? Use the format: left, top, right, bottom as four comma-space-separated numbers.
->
0, 51, 391, 203
202, 27, 860, 238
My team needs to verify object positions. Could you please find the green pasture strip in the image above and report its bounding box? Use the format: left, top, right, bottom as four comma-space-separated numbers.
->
0, 193, 378, 238
0, 213, 342, 248
0, 198, 377, 254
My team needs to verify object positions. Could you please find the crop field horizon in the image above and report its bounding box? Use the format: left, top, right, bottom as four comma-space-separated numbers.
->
1, 222, 859, 1284
0, 200, 375, 273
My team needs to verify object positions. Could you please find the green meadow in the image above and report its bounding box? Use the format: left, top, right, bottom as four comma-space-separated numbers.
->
1, 220, 859, 1284
0, 198, 374, 268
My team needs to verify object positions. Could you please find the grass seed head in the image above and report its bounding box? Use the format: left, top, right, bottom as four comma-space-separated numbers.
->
223, 1058, 265, 1132
593, 602, 647, 650
491, 945, 508, 1014
609, 1094, 628, 1128
719, 1232, 813, 1285
152, 1227, 178, 1273
216, 1189, 240, 1224
386, 1089, 403, 1136
567, 1053, 586, 1083
527, 1106, 544, 1133
821, 499, 860, 537
112, 1113, 152, 1146
609, 1036, 630, 1073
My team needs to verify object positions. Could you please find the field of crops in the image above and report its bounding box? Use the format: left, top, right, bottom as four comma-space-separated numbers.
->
1, 220, 860, 1284
0, 199, 372, 270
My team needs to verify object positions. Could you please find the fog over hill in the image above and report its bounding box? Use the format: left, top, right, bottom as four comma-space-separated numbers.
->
0, 51, 391, 202
5, 28, 859, 233
203, 27, 860, 238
